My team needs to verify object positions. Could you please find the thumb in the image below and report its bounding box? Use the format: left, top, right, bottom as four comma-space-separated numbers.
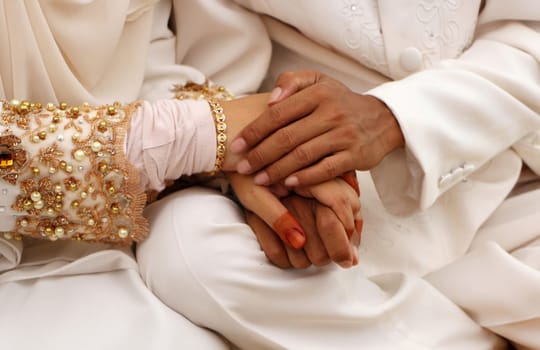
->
228, 173, 306, 249
268, 70, 324, 105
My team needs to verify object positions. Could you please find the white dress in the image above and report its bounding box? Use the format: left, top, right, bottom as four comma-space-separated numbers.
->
1, 0, 540, 349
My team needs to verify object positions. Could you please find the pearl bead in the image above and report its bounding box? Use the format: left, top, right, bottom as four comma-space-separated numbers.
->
74, 149, 86, 161
55, 227, 65, 238
91, 141, 102, 152
20, 219, 28, 227
34, 200, 44, 210
3, 232, 13, 240
30, 191, 41, 201
117, 227, 129, 238
65, 165, 73, 173
54, 185, 62, 193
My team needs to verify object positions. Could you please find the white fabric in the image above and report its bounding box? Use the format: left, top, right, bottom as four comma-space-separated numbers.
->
138, 187, 504, 350
0, 0, 269, 348
1, 0, 540, 349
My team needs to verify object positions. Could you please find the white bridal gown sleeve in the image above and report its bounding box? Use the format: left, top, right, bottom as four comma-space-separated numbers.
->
0, 0, 270, 349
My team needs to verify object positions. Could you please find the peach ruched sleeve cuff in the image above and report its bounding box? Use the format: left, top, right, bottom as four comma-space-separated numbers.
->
126, 99, 216, 192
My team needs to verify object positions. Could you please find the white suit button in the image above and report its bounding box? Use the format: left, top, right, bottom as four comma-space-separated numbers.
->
400, 47, 423, 72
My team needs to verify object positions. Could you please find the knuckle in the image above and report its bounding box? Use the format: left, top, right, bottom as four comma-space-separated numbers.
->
265, 250, 289, 268
247, 148, 265, 168
242, 124, 263, 144
292, 259, 312, 269
276, 128, 296, 149
321, 158, 339, 179
311, 253, 331, 267
268, 105, 286, 125
293, 145, 312, 164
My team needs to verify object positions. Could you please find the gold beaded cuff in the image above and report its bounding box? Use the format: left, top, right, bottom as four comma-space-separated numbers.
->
0, 100, 148, 245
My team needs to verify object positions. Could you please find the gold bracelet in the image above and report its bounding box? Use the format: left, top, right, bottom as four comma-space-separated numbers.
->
207, 98, 227, 176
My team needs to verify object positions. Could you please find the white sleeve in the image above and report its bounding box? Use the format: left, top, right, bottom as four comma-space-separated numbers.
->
367, 10, 540, 215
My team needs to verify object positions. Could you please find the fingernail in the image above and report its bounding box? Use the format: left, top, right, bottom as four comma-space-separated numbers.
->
273, 212, 306, 249
339, 260, 353, 269
268, 87, 282, 105
352, 248, 359, 266
284, 176, 299, 187
236, 159, 252, 174
230, 138, 247, 153
254, 171, 270, 185
286, 229, 305, 249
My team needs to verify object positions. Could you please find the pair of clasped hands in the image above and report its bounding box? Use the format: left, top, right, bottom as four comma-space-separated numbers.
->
220, 71, 404, 269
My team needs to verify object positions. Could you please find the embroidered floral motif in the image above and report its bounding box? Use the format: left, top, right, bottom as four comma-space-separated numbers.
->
340, 0, 389, 76
0, 99, 147, 244
414, 0, 478, 67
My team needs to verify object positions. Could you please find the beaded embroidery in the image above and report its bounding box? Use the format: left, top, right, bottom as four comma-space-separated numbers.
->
0, 100, 147, 244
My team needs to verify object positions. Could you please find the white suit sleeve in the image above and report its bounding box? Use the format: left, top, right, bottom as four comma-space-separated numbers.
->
367, 10, 540, 215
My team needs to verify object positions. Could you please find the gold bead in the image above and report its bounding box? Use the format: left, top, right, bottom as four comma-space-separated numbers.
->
98, 161, 109, 173
47, 207, 55, 216
110, 203, 120, 214
108, 186, 116, 195
107, 106, 117, 115
72, 132, 80, 141
32, 167, 40, 176
38, 131, 47, 140
46, 103, 56, 112
14, 234, 22, 241
65, 164, 73, 173
59, 102, 68, 110
48, 124, 57, 132
54, 202, 63, 211
44, 227, 54, 236
49, 166, 57, 174
71, 200, 80, 209
23, 199, 33, 210
54, 185, 63, 193
97, 120, 108, 132
10, 99, 21, 108
70, 106, 80, 117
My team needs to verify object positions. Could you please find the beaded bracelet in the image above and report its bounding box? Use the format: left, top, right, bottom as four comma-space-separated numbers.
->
172, 80, 233, 176
207, 98, 227, 176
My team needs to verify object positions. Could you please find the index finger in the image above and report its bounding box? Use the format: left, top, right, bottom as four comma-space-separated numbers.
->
228, 174, 306, 249
230, 86, 319, 156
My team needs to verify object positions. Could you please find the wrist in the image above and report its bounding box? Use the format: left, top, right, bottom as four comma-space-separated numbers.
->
366, 95, 404, 154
